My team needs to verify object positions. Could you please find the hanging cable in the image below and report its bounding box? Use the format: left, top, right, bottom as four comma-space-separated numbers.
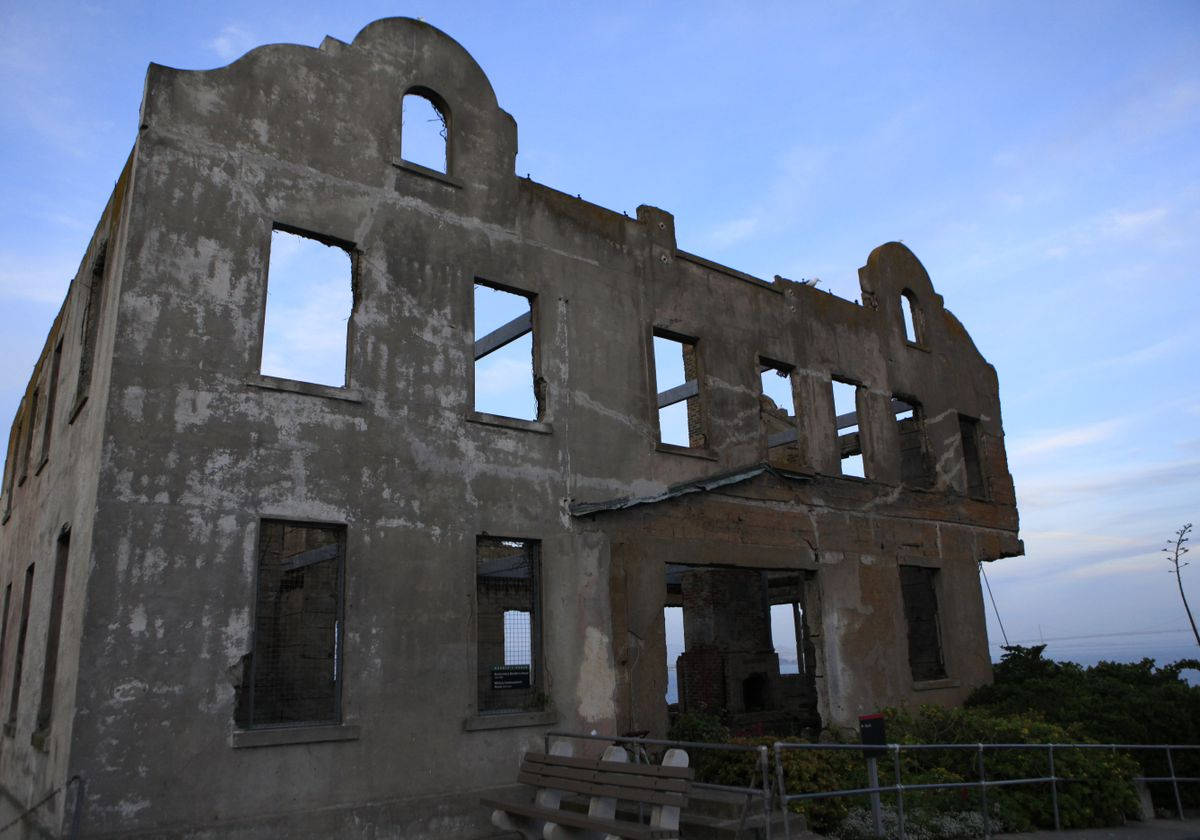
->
979, 561, 1010, 647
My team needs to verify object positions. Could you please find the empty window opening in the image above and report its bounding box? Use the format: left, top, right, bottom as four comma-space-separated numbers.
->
0, 585, 11, 700
832, 379, 866, 478
958, 415, 986, 499
74, 243, 107, 412
665, 564, 820, 730
663, 605, 683, 705
20, 390, 38, 484
476, 538, 542, 714
401, 91, 449, 173
260, 228, 354, 388
36, 529, 70, 735
237, 520, 345, 728
40, 340, 63, 465
894, 396, 933, 488
900, 565, 946, 681
654, 332, 705, 448
760, 360, 800, 466
1, 427, 15, 520
900, 290, 923, 344
474, 282, 538, 420
6, 565, 35, 733
770, 602, 802, 675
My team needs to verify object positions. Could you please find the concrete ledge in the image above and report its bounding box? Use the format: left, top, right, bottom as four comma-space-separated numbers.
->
231, 723, 360, 749
654, 442, 718, 460
391, 159, 464, 189
463, 710, 558, 732
467, 411, 553, 435
912, 678, 960, 692
245, 374, 363, 403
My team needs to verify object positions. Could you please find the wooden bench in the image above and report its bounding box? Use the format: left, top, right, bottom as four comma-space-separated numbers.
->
483, 742, 693, 840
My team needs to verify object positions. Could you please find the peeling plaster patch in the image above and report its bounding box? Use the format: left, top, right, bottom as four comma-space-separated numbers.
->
129, 605, 148, 636
174, 389, 215, 430
221, 607, 251, 660
112, 680, 148, 704
121, 386, 146, 420
116, 798, 152, 819
575, 627, 616, 724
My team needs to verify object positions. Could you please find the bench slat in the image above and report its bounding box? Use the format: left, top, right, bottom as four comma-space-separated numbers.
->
481, 795, 678, 840
519, 762, 689, 794
517, 770, 687, 808
523, 751, 694, 780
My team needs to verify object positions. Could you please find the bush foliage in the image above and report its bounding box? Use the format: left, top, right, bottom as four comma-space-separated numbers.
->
666, 646, 1200, 836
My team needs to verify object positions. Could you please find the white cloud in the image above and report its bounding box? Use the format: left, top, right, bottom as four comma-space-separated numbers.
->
1011, 417, 1124, 459
706, 217, 759, 249
1104, 206, 1169, 236
208, 25, 256, 62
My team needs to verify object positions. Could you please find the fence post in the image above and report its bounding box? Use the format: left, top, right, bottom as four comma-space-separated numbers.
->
775, 744, 791, 840
760, 745, 773, 840
1166, 747, 1184, 821
867, 756, 884, 838
893, 745, 906, 840
977, 744, 990, 839
1048, 746, 1060, 831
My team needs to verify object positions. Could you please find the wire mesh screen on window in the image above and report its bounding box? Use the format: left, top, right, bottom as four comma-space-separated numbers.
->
237, 521, 344, 728
476, 538, 540, 714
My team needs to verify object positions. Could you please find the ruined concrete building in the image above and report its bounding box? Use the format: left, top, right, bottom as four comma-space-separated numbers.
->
0, 18, 1021, 839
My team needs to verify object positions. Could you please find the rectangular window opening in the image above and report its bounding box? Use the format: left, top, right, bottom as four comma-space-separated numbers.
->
237, 520, 345, 729
663, 605, 683, 706
260, 228, 354, 388
0, 584, 11, 706
958, 415, 986, 499
20, 390, 38, 484
39, 340, 63, 464
6, 565, 35, 733
769, 602, 802, 675
832, 378, 866, 478
894, 396, 933, 488
74, 243, 107, 410
654, 332, 705, 448
473, 282, 538, 421
760, 359, 800, 466
900, 565, 946, 681
35, 530, 70, 735
476, 537, 542, 714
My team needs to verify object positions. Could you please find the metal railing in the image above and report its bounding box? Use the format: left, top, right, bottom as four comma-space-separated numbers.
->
773, 741, 1200, 840
545, 730, 774, 839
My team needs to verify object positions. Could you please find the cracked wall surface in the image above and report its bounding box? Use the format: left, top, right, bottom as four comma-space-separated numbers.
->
0, 17, 1020, 839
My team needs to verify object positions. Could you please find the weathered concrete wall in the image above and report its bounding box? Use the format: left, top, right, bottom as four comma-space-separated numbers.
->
0, 154, 135, 837
0, 16, 1020, 839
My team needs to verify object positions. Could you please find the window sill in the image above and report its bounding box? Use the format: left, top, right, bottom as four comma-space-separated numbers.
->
245, 374, 362, 403
463, 709, 558, 732
467, 411, 552, 435
912, 678, 959, 692
392, 159, 464, 189
654, 442, 717, 460
31, 728, 49, 752
904, 340, 930, 353
231, 723, 360, 749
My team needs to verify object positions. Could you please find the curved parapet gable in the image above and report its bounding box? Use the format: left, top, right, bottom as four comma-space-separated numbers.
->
139, 17, 517, 193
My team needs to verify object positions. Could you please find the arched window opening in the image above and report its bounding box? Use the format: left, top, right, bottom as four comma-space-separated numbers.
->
900, 290, 922, 345
401, 91, 449, 174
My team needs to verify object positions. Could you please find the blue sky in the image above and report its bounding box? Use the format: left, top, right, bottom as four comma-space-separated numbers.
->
2, 1, 1198, 668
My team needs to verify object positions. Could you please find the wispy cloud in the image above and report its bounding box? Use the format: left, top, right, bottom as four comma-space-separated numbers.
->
1011, 418, 1124, 459
207, 25, 256, 62
706, 217, 759, 249
1018, 459, 1200, 510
